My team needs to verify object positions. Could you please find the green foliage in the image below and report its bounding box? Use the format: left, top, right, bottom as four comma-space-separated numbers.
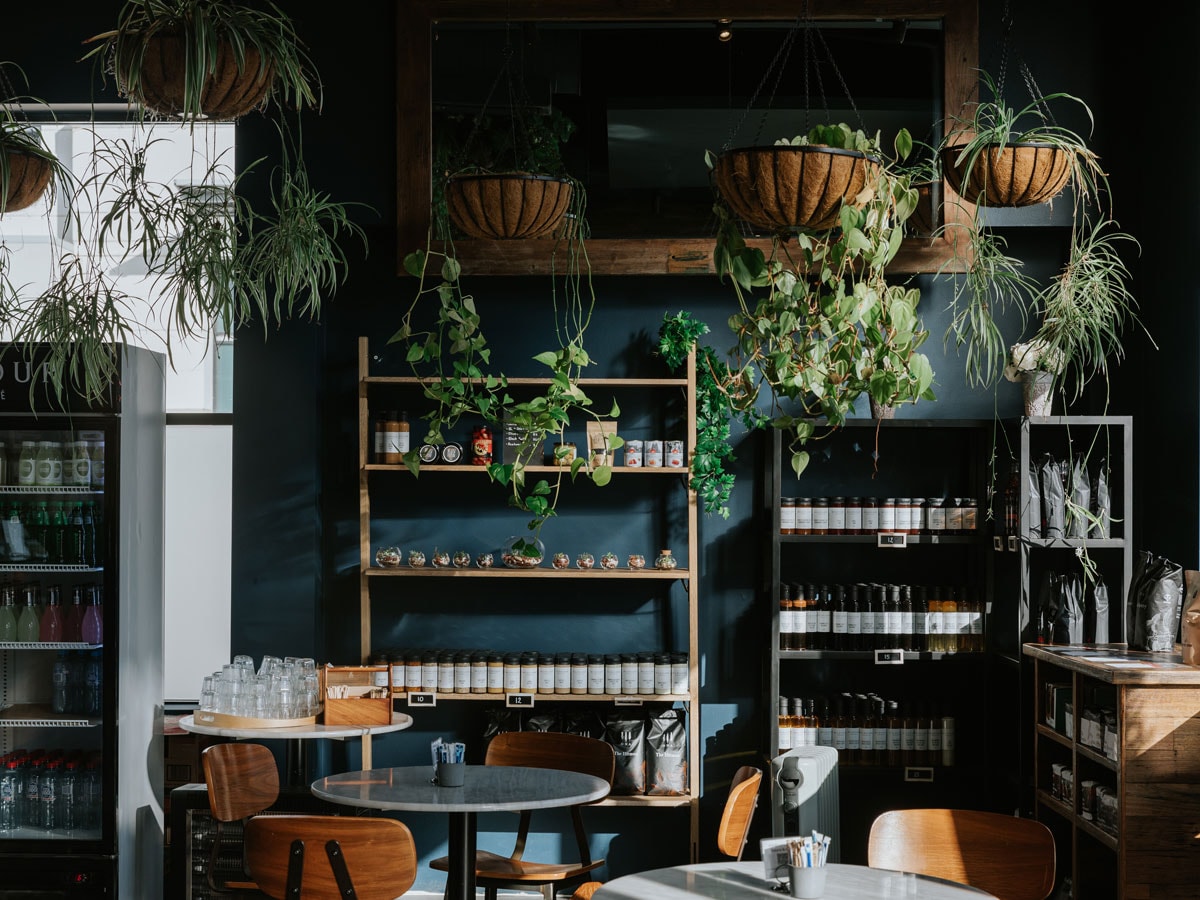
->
0, 63, 77, 216
658, 310, 767, 519
85, 0, 320, 121
711, 126, 937, 476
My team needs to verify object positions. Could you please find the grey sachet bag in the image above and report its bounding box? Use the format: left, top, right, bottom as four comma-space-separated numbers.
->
1125, 550, 1154, 648
1053, 574, 1084, 644
1067, 454, 1091, 539
1027, 459, 1044, 537
1086, 578, 1110, 644
1040, 455, 1065, 539
1092, 465, 1111, 538
1143, 555, 1185, 652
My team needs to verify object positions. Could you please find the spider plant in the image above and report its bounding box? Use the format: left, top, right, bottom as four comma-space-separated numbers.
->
1, 63, 76, 215
84, 0, 320, 121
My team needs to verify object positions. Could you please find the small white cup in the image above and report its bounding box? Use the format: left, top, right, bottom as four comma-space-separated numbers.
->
788, 865, 827, 899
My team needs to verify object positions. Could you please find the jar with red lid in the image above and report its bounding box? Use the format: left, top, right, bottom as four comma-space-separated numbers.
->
471, 425, 493, 466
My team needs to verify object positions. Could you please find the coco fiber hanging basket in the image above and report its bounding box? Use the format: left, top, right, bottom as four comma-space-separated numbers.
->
713, 145, 878, 233
2, 150, 53, 213
125, 32, 274, 120
941, 141, 1072, 208
445, 173, 573, 240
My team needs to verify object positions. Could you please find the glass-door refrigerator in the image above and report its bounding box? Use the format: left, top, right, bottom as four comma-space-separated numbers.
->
0, 344, 164, 898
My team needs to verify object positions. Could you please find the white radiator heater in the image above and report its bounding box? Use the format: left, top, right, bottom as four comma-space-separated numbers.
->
767, 746, 840, 864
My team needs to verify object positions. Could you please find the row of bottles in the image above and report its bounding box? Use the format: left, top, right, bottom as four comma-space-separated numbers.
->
778, 582, 984, 653
1, 436, 104, 490
51, 650, 104, 716
777, 694, 956, 767
371, 411, 411, 464
0, 500, 103, 566
0, 582, 104, 644
0, 749, 103, 834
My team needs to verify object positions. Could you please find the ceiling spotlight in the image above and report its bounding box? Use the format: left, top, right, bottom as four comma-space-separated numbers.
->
716, 19, 733, 42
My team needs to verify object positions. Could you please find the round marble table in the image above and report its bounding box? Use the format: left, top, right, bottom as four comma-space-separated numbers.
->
178, 712, 412, 783
311, 764, 610, 900
591, 861, 997, 900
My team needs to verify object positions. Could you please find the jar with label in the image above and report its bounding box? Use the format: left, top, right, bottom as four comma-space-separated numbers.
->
637, 651, 655, 694
780, 497, 797, 535
947, 498, 964, 534
550, 442, 576, 467
879, 498, 897, 532
625, 440, 643, 467
521, 652, 540, 692
470, 652, 488, 693
71, 440, 91, 487
504, 653, 522, 692
34, 441, 58, 487
670, 652, 688, 695
406, 653, 422, 690
370, 653, 391, 688
894, 498, 911, 534
570, 653, 588, 695
471, 426, 493, 466
862, 497, 879, 533
437, 652, 456, 693
422, 651, 438, 691
828, 497, 846, 535
905, 498, 922, 534
586, 654, 605, 694
89, 438, 105, 489
604, 654, 622, 694
654, 549, 677, 570
645, 440, 663, 468
653, 653, 671, 695
962, 498, 978, 532
620, 653, 638, 694
665, 440, 685, 468
810, 497, 829, 535
795, 498, 813, 535
926, 498, 946, 534
16, 441, 36, 486
549, 653, 567, 694
453, 652, 472, 694
487, 653, 504, 693
845, 497, 863, 535
535, 653, 554, 693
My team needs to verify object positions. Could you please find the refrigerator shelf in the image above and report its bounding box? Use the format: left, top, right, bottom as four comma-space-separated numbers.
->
0, 641, 100, 651
0, 825, 102, 841
0, 486, 101, 495
0, 703, 100, 727
0, 564, 102, 573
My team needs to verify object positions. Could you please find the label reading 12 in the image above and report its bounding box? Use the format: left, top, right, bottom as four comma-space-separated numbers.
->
506, 693, 535, 708
407, 692, 436, 707
877, 532, 907, 548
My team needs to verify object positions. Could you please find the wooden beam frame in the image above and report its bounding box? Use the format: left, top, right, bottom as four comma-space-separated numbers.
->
397, 1, 978, 276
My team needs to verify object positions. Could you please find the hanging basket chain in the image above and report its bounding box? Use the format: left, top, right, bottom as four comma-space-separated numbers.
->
994, 0, 1057, 128
723, 18, 801, 152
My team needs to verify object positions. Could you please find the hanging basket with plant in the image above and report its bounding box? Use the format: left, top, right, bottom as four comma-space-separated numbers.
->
0, 64, 72, 215
84, 0, 320, 121
444, 172, 573, 240
941, 140, 1072, 208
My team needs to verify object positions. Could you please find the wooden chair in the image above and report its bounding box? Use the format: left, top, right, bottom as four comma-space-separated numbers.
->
716, 765, 763, 861
245, 814, 417, 900
430, 731, 615, 900
867, 808, 1056, 900
201, 742, 280, 893
570, 763, 763, 899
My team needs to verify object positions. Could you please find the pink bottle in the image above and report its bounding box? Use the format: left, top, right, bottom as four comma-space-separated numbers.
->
39, 586, 63, 642
80, 587, 103, 645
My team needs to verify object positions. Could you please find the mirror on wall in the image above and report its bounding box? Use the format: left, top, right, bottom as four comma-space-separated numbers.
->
432, 20, 943, 240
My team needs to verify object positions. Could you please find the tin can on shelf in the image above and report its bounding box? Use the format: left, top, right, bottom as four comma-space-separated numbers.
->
625, 440, 643, 467
471, 425, 493, 466
645, 440, 663, 468
665, 440, 685, 468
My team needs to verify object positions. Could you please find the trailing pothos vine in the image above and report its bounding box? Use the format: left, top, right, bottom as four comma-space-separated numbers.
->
658, 311, 766, 519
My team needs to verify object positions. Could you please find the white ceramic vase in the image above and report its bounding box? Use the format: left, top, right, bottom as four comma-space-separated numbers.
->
1022, 371, 1054, 417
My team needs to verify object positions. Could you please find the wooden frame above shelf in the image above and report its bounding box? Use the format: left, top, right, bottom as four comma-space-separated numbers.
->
397, 0, 980, 276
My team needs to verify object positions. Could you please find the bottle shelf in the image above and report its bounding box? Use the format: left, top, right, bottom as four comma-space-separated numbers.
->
0, 486, 102, 495
367, 567, 689, 580
364, 463, 690, 476
0, 825, 102, 841
779, 534, 979, 544
393, 690, 689, 703
0, 704, 101, 727
0, 565, 102, 573
0, 641, 100, 651
779, 649, 984, 660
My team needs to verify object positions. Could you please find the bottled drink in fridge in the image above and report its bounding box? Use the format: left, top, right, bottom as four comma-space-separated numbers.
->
51, 653, 69, 714
16, 587, 40, 643
58, 759, 79, 832
38, 758, 59, 830
0, 760, 18, 831
80, 501, 95, 567
39, 586, 63, 642
0, 587, 18, 641
81, 588, 103, 645
83, 757, 101, 829
22, 756, 41, 829
46, 501, 65, 564
85, 651, 102, 716
65, 503, 84, 566
63, 587, 85, 643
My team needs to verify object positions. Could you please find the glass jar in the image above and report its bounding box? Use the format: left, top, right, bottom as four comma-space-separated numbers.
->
570, 653, 588, 695
795, 498, 813, 535
670, 651, 689, 695
470, 652, 488, 693
879, 498, 897, 532
576, 552, 595, 569
405, 653, 422, 690
627, 553, 646, 570
452, 549, 471, 568
421, 651, 438, 692
905, 498, 922, 534
375, 546, 401, 568
432, 549, 451, 568
407, 549, 426, 568
947, 498, 964, 534
654, 549, 677, 570
453, 652, 472, 694
437, 652, 455, 693
520, 652, 539, 692
862, 497, 879, 533
554, 652, 572, 694
502, 535, 544, 568
926, 498, 946, 534
780, 497, 797, 535
811, 497, 830, 535
845, 497, 863, 535
503, 653, 522, 692
653, 653, 672, 695
962, 498, 978, 532
487, 653, 504, 693
894, 497, 911, 534
600, 552, 619, 570
552, 552, 570, 570
828, 497, 846, 535
620, 653, 638, 694
604, 653, 622, 694
587, 654, 605, 694
637, 651, 655, 694
537, 653, 555, 693
471, 425, 493, 466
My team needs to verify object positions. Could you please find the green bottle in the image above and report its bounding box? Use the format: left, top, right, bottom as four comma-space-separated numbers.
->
47, 502, 65, 565
0, 587, 17, 641
17, 587, 40, 642
30, 502, 49, 563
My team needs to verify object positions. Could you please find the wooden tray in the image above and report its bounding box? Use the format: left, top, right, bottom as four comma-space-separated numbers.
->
192, 710, 318, 729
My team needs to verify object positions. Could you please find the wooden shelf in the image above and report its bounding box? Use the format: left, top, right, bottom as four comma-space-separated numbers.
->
1035, 788, 1073, 822
364, 374, 687, 388
778, 533, 979, 545
1076, 816, 1119, 852
598, 794, 692, 808
1076, 743, 1117, 772
1036, 723, 1073, 750
364, 464, 689, 475
779, 649, 985, 661
393, 691, 689, 703
366, 566, 689, 579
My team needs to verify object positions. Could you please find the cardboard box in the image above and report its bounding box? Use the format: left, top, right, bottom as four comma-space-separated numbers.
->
322, 665, 393, 726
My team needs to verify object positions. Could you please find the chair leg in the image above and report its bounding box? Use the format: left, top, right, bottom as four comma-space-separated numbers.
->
484, 886, 499, 900
541, 884, 556, 900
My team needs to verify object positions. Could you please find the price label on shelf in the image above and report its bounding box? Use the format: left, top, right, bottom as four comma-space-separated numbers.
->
904, 767, 935, 783
407, 692, 437, 707
877, 532, 907, 548
506, 693, 535, 708
874, 649, 905, 665
614, 696, 644, 707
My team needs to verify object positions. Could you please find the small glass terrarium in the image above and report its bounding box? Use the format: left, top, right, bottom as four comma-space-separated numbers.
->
576, 552, 595, 570
502, 535, 545, 569
599, 551, 619, 570
627, 553, 646, 570
375, 546, 401, 568
452, 550, 472, 568
407, 549, 426, 568
654, 549, 677, 570
431, 549, 451, 568
552, 552, 570, 570
475, 551, 494, 569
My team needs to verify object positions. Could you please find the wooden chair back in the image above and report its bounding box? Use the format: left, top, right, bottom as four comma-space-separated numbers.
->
245, 814, 417, 900
716, 765, 762, 860
485, 731, 616, 786
201, 742, 280, 822
868, 808, 1056, 900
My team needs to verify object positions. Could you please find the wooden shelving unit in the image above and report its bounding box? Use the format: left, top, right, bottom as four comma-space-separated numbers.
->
356, 335, 702, 861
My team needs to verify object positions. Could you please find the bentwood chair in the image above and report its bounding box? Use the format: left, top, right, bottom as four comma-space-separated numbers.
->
430, 731, 615, 900
245, 814, 417, 900
571, 763, 763, 899
867, 808, 1056, 900
201, 742, 280, 893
